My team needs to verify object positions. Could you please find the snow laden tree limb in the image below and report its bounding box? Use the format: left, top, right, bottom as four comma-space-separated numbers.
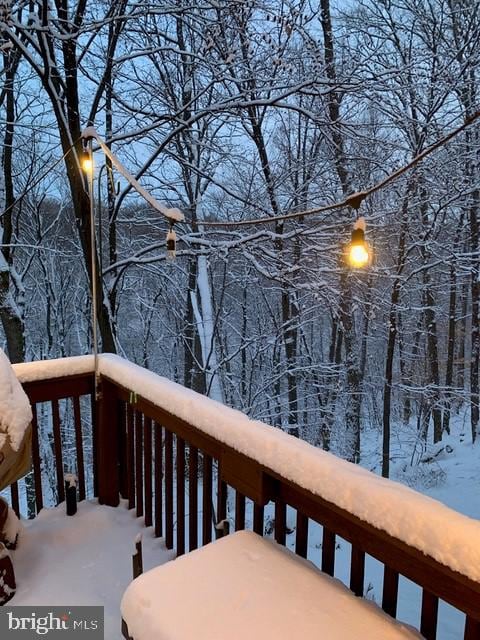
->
82, 127, 184, 223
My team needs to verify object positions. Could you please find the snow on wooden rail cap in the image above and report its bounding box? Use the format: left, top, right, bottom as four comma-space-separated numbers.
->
12, 355, 94, 383
13, 354, 480, 583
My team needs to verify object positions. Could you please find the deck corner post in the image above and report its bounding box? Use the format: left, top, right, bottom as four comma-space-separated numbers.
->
97, 377, 120, 507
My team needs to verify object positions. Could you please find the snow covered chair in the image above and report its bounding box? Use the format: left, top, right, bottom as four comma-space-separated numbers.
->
0, 348, 31, 605
0, 542, 15, 605
0, 348, 32, 493
0, 497, 20, 549
121, 531, 420, 640
0, 494, 18, 604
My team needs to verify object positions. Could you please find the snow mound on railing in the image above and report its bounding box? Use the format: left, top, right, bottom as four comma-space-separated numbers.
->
12, 355, 94, 383
12, 354, 480, 583
0, 350, 32, 452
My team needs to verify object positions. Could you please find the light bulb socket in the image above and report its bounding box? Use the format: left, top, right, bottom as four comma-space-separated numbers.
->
351, 228, 365, 245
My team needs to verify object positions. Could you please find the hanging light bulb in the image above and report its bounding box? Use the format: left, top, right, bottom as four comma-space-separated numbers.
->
346, 217, 371, 268
81, 149, 93, 174
166, 223, 177, 260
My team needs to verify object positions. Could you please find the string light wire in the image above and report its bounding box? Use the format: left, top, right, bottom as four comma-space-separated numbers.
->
199, 109, 480, 227
2, 110, 479, 232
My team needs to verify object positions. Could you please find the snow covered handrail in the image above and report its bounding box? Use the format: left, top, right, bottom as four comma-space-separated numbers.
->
12, 355, 480, 638
13, 355, 95, 385
12, 360, 96, 514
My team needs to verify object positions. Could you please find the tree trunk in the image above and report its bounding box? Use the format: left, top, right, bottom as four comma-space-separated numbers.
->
0, 48, 24, 363
468, 132, 480, 442
320, 0, 364, 461
419, 190, 442, 443
183, 257, 206, 395
382, 189, 410, 477
443, 226, 461, 436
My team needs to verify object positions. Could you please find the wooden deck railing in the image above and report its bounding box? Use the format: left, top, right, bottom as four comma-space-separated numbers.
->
9, 371, 95, 517
11, 357, 480, 640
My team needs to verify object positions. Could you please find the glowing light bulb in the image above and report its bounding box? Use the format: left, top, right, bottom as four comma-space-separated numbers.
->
348, 243, 370, 268
346, 224, 371, 268
82, 158, 93, 174
81, 150, 93, 174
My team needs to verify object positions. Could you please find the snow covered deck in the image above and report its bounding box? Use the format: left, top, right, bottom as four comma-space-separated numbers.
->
7, 355, 480, 640
10, 500, 173, 639
12, 354, 480, 582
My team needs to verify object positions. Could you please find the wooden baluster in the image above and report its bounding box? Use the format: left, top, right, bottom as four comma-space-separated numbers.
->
420, 590, 438, 640
132, 538, 143, 579
10, 482, 19, 518
117, 401, 128, 500
321, 527, 336, 576
350, 547, 365, 597
465, 616, 480, 640
235, 491, 246, 531
382, 566, 399, 618
72, 396, 86, 501
216, 478, 227, 538
165, 429, 174, 549
126, 404, 135, 510
154, 423, 163, 538
176, 437, 186, 556
51, 399, 65, 504
295, 511, 308, 558
30, 404, 43, 513
143, 417, 153, 528
189, 445, 198, 551
135, 411, 143, 517
253, 503, 264, 535
202, 453, 213, 545
97, 380, 120, 507
65, 476, 77, 516
275, 499, 286, 545
91, 393, 98, 497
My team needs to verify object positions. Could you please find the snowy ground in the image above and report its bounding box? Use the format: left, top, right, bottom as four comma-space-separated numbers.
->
355, 415, 480, 638
365, 413, 480, 520
10, 500, 174, 639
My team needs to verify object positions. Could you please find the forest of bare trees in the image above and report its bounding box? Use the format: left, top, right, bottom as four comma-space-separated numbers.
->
1, 0, 479, 479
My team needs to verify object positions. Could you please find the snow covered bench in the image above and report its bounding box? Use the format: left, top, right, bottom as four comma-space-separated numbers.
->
120, 531, 420, 640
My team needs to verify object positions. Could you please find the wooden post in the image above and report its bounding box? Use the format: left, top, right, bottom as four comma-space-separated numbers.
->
65, 474, 78, 516
97, 378, 120, 507
214, 518, 230, 539
132, 537, 143, 579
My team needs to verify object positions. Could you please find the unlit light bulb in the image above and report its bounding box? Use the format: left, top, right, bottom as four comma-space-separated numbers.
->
166, 228, 176, 260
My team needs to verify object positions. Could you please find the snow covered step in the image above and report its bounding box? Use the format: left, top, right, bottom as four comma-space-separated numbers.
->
121, 530, 420, 640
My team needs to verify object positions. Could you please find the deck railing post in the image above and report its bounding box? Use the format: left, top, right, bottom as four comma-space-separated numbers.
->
65, 474, 78, 516
97, 377, 120, 507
